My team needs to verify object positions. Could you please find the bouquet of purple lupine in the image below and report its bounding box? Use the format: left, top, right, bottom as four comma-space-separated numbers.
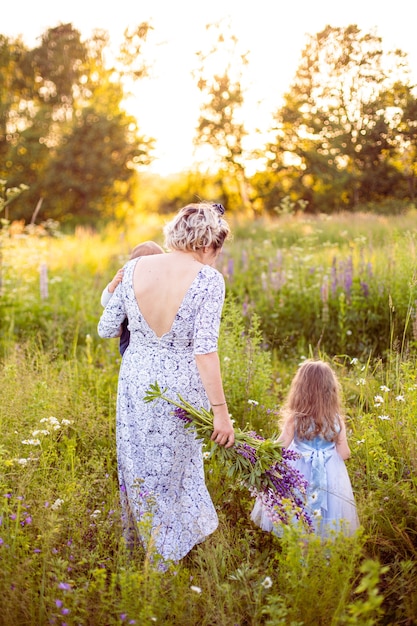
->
144, 382, 313, 532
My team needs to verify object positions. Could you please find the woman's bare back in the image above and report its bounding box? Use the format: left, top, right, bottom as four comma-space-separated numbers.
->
132, 252, 203, 338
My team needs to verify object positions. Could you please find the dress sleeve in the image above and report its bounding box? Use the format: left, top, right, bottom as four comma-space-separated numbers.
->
97, 283, 126, 338
100, 285, 112, 307
193, 269, 225, 355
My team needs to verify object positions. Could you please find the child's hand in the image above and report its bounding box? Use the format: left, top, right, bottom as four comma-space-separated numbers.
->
108, 268, 124, 293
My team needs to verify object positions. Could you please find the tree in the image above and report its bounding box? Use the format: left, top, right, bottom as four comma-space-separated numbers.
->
193, 20, 252, 212
264, 24, 414, 212
0, 23, 154, 224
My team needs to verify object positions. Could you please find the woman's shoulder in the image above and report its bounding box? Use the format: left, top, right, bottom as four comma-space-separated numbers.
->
200, 264, 224, 280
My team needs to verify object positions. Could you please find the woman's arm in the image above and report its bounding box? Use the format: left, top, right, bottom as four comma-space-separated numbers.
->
336, 421, 351, 460
195, 352, 234, 448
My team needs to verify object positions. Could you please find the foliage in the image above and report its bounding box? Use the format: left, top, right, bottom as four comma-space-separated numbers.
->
220, 211, 417, 359
258, 24, 417, 214
0, 24, 154, 224
1, 213, 417, 623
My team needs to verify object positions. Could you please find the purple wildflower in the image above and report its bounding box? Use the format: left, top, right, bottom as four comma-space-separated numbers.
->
361, 281, 369, 297
235, 442, 257, 465
344, 256, 353, 296
174, 407, 192, 424
58, 582, 71, 591
331, 257, 337, 295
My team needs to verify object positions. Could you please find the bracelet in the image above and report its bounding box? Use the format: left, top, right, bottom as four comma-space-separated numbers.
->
211, 401, 227, 407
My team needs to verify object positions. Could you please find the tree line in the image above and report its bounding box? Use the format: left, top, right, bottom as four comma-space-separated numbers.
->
1, 21, 416, 224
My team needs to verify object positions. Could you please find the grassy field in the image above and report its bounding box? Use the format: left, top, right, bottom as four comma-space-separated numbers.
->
1, 212, 417, 625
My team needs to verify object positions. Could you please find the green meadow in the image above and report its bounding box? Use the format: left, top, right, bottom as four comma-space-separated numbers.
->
1, 212, 417, 625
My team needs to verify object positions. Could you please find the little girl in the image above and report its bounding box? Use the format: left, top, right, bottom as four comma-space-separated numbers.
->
251, 359, 359, 538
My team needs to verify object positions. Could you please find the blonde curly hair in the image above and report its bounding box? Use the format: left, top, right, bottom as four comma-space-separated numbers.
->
163, 202, 230, 252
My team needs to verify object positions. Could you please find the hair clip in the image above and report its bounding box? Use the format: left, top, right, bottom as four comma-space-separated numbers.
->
212, 203, 225, 215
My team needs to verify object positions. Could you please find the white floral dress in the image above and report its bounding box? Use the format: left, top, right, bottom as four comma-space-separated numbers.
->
97, 258, 224, 561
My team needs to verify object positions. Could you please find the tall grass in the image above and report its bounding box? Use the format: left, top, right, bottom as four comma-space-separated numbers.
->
1, 213, 417, 624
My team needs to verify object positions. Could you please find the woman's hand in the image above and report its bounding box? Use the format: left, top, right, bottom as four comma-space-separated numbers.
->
211, 409, 235, 448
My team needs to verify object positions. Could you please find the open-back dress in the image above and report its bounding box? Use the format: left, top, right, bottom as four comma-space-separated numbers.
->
98, 257, 224, 561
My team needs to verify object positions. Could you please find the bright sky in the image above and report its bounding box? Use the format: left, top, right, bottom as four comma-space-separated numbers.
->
3, 0, 417, 175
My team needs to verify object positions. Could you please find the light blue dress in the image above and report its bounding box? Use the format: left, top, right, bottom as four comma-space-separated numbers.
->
251, 429, 359, 537
98, 258, 224, 561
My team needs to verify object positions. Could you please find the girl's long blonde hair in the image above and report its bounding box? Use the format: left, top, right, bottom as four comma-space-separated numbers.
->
281, 359, 344, 441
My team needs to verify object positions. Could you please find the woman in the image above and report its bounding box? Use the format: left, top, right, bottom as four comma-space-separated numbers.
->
98, 202, 234, 563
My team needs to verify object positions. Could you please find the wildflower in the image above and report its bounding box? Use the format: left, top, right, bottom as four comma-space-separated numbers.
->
58, 582, 71, 591
16, 458, 29, 465
40, 416, 61, 430
202, 451, 210, 460
90, 510, 101, 519
21, 439, 41, 446
51, 499, 64, 510
248, 399, 259, 406
395, 395, 405, 402
61, 608, 70, 615
356, 439, 365, 444
174, 407, 192, 424
61, 419, 72, 426
350, 358, 358, 365
190, 585, 202, 594
261, 576, 273, 589
55, 600, 63, 608
380, 385, 390, 392
374, 395, 384, 404
356, 378, 366, 386
378, 415, 390, 421
223, 356, 230, 362
0, 538, 3, 545
31, 430, 50, 437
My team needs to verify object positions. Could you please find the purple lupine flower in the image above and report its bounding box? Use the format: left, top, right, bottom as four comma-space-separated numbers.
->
227, 258, 234, 279
344, 256, 353, 296
174, 407, 192, 424
331, 258, 337, 296
247, 431, 264, 441
361, 281, 369, 297
235, 442, 257, 465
